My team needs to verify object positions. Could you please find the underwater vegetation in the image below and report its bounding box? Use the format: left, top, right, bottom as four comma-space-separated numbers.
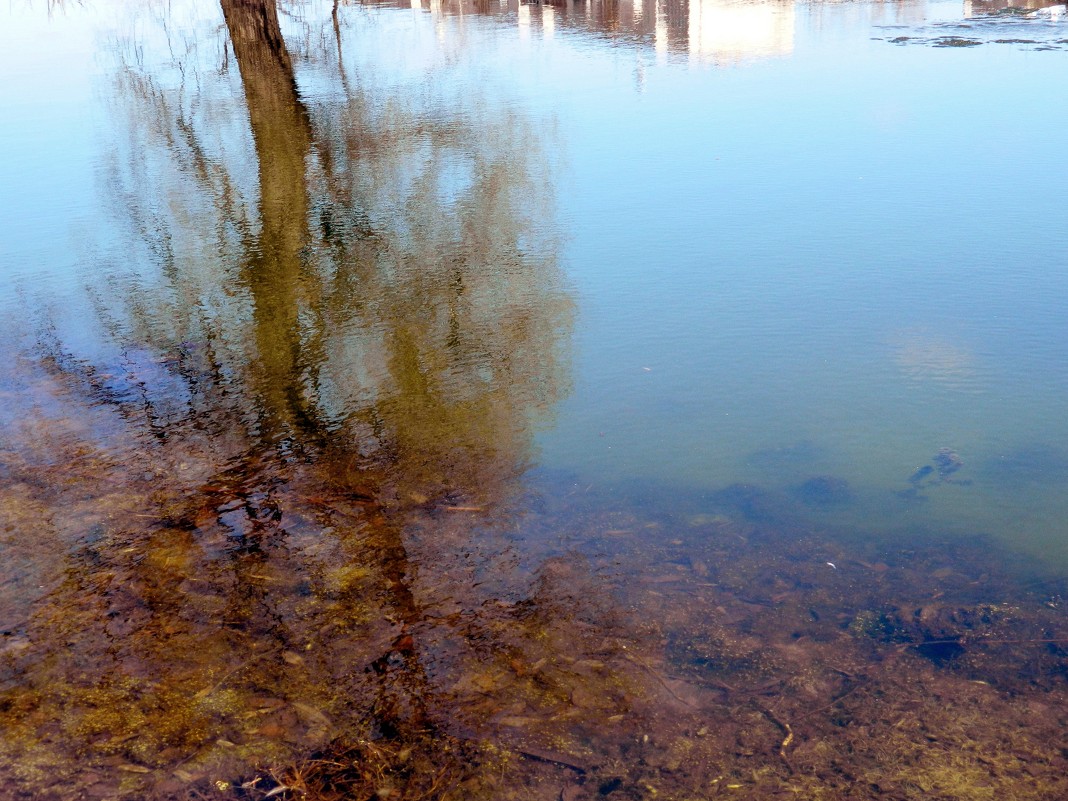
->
4, 391, 1068, 801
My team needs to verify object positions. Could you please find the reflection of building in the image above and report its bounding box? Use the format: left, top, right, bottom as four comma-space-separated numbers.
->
964, 0, 1064, 14
370, 0, 796, 65
686, 0, 794, 64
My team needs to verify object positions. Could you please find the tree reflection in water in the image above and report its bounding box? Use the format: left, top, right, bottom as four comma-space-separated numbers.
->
7, 3, 1068, 801
0, 2, 594, 797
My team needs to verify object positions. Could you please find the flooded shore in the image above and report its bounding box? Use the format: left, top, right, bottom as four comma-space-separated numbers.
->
4, 375, 1068, 799
2, 0, 1068, 797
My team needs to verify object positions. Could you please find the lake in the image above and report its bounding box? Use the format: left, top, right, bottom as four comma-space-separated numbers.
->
2, 0, 1068, 798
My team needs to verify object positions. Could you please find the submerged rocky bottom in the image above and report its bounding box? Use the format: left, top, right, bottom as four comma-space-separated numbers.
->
0, 357, 1065, 801
4, 450, 1068, 801
226, 500, 1068, 801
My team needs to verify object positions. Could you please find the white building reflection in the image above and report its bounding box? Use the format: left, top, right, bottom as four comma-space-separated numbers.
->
381, 0, 797, 65
376, 0, 946, 55
963, 0, 1064, 15
686, 0, 794, 64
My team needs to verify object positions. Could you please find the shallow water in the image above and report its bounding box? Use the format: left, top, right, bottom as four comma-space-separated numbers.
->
2, 0, 1068, 798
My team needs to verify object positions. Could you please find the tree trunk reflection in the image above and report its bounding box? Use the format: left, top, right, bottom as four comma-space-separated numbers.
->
0, 2, 580, 797
220, 0, 317, 443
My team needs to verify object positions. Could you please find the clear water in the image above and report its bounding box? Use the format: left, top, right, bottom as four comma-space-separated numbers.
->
2, 0, 1068, 798
5, 0, 1068, 562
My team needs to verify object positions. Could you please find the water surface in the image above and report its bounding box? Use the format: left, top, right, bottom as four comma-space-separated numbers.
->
2, 0, 1068, 798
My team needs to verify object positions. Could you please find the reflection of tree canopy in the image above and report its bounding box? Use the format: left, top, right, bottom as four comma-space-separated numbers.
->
0, 3, 581, 798
96, 0, 571, 503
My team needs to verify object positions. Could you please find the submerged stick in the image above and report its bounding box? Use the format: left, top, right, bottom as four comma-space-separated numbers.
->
753, 703, 794, 775
622, 651, 697, 709
902, 637, 1068, 648
517, 746, 588, 773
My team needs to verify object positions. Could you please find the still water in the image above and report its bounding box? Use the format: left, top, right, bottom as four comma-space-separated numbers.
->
2, 0, 1068, 798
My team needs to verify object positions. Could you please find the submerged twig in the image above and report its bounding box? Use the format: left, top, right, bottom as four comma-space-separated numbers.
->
622, 651, 697, 709
903, 637, 1068, 648
517, 746, 588, 773
793, 678, 867, 725
193, 653, 266, 700
753, 702, 794, 775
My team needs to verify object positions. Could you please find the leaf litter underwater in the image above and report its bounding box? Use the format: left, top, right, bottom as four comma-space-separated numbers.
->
3, 359, 1068, 801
